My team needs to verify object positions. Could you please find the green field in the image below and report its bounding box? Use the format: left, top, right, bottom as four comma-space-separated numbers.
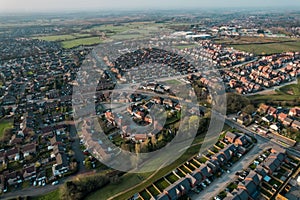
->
33, 34, 77, 41
31, 189, 60, 200
249, 78, 300, 104
61, 37, 103, 48
174, 44, 198, 50
163, 79, 183, 86
0, 119, 13, 138
231, 41, 300, 55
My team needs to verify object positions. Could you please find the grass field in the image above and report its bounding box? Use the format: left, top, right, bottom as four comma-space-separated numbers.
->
174, 44, 198, 49
31, 189, 60, 200
0, 119, 13, 138
231, 41, 300, 55
248, 78, 300, 104
61, 37, 103, 48
33, 34, 76, 41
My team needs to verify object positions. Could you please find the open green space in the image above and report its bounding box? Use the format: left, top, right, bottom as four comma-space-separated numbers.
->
61, 37, 103, 48
33, 34, 76, 41
174, 44, 198, 50
163, 79, 183, 86
231, 41, 300, 55
0, 119, 13, 138
31, 189, 60, 200
248, 78, 300, 105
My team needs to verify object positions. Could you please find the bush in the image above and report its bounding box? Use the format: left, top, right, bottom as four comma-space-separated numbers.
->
60, 173, 110, 200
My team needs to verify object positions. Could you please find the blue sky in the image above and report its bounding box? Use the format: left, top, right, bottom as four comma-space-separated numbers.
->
1, 0, 300, 13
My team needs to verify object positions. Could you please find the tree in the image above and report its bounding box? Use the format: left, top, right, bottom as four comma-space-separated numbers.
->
242, 105, 256, 115
227, 93, 251, 114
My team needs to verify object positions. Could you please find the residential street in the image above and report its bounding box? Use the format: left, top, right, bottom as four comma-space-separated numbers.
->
190, 140, 276, 200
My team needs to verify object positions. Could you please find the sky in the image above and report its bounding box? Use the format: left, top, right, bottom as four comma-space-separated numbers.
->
1, 0, 300, 13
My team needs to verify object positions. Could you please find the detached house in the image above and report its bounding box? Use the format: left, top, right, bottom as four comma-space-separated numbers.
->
52, 153, 69, 176
23, 165, 36, 181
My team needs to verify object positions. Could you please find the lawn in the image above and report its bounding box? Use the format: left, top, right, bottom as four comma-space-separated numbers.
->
165, 173, 179, 184
278, 79, 300, 96
154, 178, 170, 192
0, 119, 13, 138
31, 189, 61, 200
174, 44, 198, 50
249, 79, 300, 104
147, 185, 160, 197
163, 79, 183, 86
61, 37, 103, 48
231, 40, 300, 55
139, 189, 152, 200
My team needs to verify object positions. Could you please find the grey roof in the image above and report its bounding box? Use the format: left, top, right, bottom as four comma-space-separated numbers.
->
199, 165, 210, 178
225, 132, 237, 141
237, 189, 249, 200
164, 177, 191, 200
213, 153, 227, 164
246, 171, 261, 185
190, 170, 203, 182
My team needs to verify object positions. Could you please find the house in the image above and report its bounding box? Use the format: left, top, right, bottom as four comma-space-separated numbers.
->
238, 180, 259, 199
277, 113, 288, 122
283, 118, 294, 127
50, 135, 63, 146
267, 106, 277, 116
23, 165, 36, 181
235, 135, 248, 146
185, 174, 197, 188
52, 153, 69, 176
213, 153, 227, 166
237, 114, 251, 125
262, 152, 286, 174
198, 165, 211, 178
206, 160, 220, 173
22, 143, 37, 157
255, 165, 268, 178
4, 171, 21, 186
6, 147, 20, 161
219, 144, 237, 161
289, 107, 300, 117
163, 177, 191, 200
258, 104, 269, 114
189, 169, 204, 186
245, 170, 262, 186
225, 132, 237, 143
291, 120, 300, 130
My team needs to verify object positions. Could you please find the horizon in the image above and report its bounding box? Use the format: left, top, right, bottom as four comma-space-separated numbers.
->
1, 0, 300, 14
